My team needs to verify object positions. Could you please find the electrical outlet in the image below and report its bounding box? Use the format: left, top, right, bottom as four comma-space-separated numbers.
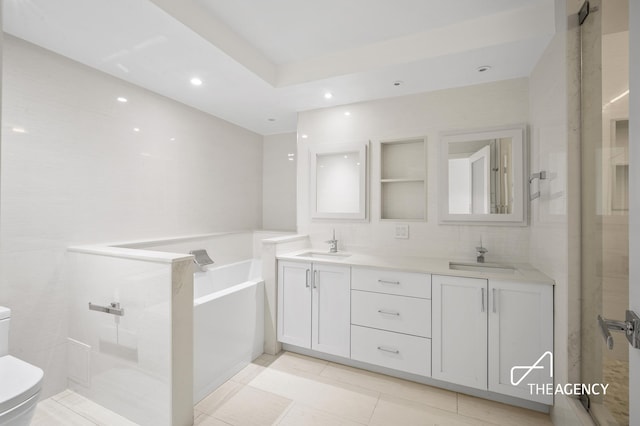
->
395, 224, 409, 239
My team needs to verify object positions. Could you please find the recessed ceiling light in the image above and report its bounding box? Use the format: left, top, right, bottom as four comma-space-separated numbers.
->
324, 92, 333, 99
190, 77, 203, 86
301, 134, 308, 139
133, 127, 140, 132
117, 97, 128, 103
344, 111, 351, 116
170, 137, 176, 141
477, 65, 492, 73
12, 127, 27, 133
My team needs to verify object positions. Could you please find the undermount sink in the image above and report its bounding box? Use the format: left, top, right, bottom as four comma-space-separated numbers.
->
295, 251, 352, 260
449, 261, 516, 275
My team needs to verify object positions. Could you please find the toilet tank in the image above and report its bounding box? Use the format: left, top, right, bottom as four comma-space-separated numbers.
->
0, 306, 10, 356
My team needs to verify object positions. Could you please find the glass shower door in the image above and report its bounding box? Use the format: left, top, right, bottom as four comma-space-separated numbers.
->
580, 0, 630, 424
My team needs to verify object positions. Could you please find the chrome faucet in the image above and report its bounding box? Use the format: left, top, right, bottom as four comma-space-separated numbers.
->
189, 249, 214, 270
476, 239, 488, 263
326, 229, 338, 253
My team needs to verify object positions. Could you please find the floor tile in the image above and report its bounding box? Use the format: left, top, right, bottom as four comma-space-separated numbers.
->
195, 380, 244, 416
268, 351, 329, 376
277, 403, 366, 426
212, 385, 293, 426
55, 391, 138, 426
194, 412, 233, 425
32, 399, 97, 426
34, 353, 557, 426
369, 394, 494, 426
50, 389, 77, 401
230, 361, 267, 384
249, 368, 379, 424
254, 353, 279, 366
321, 362, 457, 413
457, 394, 553, 426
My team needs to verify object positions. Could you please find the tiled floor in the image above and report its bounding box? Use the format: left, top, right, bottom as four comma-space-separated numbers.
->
35, 351, 554, 425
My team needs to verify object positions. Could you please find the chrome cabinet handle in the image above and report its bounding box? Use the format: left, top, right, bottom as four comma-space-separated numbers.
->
378, 279, 400, 285
313, 270, 318, 289
377, 346, 400, 354
481, 288, 485, 312
305, 269, 310, 288
377, 309, 400, 316
492, 288, 497, 313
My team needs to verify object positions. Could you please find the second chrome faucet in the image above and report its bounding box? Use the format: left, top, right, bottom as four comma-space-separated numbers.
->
326, 229, 338, 253
476, 238, 488, 263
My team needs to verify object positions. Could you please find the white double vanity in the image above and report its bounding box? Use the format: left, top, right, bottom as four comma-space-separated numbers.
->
281, 124, 554, 410
276, 251, 554, 409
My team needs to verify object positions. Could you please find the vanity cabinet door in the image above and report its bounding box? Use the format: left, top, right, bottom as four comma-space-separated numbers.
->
312, 263, 351, 357
488, 280, 553, 404
432, 275, 488, 390
277, 261, 312, 348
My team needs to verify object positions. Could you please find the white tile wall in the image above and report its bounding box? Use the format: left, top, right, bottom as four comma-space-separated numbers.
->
66, 252, 175, 426
262, 133, 297, 231
296, 78, 532, 262
0, 35, 263, 397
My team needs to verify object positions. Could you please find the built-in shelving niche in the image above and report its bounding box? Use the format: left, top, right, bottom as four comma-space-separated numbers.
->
379, 138, 426, 221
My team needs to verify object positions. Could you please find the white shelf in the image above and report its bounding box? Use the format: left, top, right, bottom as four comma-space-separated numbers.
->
380, 178, 425, 183
379, 138, 426, 221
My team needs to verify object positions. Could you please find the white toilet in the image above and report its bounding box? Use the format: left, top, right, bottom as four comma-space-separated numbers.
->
0, 307, 43, 426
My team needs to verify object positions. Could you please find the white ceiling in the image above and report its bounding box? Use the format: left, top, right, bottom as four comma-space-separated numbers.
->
2, 0, 556, 135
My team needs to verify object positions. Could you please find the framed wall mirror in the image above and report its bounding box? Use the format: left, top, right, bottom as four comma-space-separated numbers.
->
310, 142, 368, 220
439, 125, 527, 225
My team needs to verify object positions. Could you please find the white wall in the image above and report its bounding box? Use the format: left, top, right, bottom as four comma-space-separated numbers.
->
0, 35, 263, 397
297, 78, 530, 261
262, 132, 297, 231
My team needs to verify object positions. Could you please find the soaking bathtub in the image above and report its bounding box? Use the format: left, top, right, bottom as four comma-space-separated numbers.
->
193, 259, 264, 402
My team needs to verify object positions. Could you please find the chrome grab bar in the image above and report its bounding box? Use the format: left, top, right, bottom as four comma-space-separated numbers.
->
89, 302, 124, 317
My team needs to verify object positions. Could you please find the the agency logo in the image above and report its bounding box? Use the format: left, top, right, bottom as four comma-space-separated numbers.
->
510, 351, 553, 386
511, 351, 609, 396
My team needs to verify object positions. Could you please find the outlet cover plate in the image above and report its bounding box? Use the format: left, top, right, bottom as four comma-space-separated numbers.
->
395, 224, 409, 239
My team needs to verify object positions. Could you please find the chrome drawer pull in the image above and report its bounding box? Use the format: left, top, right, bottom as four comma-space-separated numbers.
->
378, 279, 400, 285
377, 309, 400, 316
377, 346, 400, 354
305, 269, 310, 288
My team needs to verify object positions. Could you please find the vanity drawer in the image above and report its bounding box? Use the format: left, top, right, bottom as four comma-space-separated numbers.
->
351, 267, 431, 299
351, 290, 431, 337
351, 325, 431, 377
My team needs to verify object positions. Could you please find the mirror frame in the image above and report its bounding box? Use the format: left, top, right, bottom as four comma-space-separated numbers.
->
439, 124, 527, 226
310, 142, 368, 220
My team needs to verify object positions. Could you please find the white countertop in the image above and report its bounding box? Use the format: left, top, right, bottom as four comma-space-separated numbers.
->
277, 249, 555, 285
